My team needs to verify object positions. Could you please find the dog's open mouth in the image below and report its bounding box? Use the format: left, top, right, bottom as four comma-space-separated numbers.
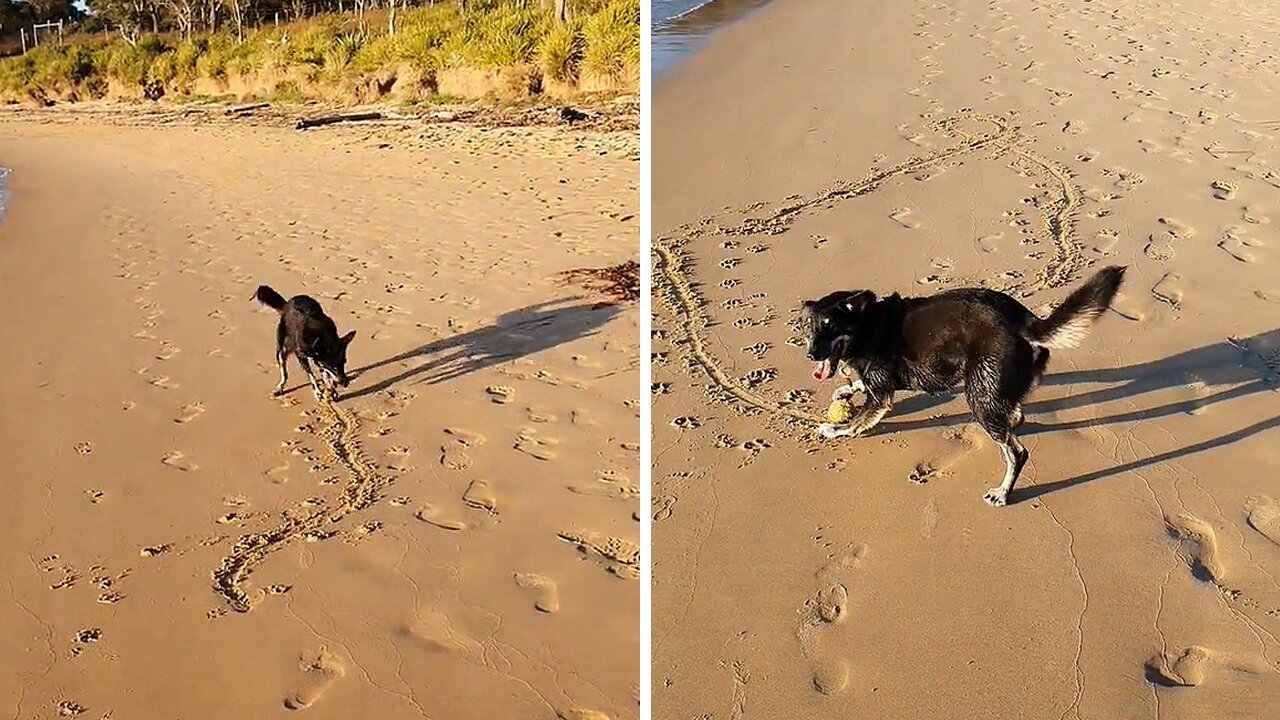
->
811, 338, 846, 382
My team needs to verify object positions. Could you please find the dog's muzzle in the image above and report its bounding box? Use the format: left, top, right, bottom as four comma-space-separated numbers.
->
811, 337, 847, 382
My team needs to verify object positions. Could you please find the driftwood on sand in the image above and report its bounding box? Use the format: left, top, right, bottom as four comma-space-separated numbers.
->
225, 102, 270, 116
294, 111, 385, 130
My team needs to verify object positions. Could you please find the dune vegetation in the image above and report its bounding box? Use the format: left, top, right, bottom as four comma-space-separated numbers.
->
0, 0, 638, 105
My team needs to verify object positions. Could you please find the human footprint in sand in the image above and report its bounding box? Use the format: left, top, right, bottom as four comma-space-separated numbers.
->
801, 266, 1126, 506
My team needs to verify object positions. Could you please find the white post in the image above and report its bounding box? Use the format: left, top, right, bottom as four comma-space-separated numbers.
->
32, 24, 37, 47
20, 27, 26, 54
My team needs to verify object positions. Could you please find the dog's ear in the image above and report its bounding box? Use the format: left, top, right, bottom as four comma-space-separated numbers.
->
341, 330, 356, 346
840, 290, 876, 315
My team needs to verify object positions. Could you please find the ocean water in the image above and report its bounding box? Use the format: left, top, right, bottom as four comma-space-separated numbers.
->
652, 0, 775, 78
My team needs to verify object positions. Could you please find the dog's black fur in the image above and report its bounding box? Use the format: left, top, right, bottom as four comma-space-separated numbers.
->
802, 266, 1126, 506
253, 285, 356, 399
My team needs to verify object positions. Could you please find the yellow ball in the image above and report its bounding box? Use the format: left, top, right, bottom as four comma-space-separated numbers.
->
826, 399, 853, 424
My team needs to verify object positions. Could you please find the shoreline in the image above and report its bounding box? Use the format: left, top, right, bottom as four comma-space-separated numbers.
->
653, 0, 776, 78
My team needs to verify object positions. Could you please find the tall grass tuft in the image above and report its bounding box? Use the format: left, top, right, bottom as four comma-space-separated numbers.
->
539, 19, 586, 83
582, 0, 638, 81
0, 0, 638, 103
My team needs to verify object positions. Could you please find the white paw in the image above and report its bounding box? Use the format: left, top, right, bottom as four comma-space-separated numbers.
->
818, 423, 850, 439
983, 488, 1008, 507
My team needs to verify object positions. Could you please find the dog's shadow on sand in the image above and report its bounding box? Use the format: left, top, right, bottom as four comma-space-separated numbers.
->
883, 328, 1280, 503
341, 298, 624, 400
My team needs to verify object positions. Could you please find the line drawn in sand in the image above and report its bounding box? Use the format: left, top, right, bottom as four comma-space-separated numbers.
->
212, 397, 391, 613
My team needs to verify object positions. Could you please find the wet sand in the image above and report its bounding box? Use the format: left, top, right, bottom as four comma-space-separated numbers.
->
653, 0, 1280, 718
0, 107, 639, 719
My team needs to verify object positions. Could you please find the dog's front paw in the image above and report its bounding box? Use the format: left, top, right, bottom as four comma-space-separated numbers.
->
831, 381, 865, 401
982, 488, 1008, 507
818, 423, 851, 439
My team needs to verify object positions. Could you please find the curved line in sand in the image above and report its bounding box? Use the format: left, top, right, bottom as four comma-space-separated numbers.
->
213, 398, 390, 612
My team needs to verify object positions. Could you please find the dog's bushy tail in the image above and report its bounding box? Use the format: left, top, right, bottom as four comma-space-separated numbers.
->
1025, 266, 1126, 349
253, 285, 287, 312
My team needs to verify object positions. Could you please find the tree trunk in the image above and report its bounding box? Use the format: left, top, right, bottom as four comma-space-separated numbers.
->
229, 0, 245, 41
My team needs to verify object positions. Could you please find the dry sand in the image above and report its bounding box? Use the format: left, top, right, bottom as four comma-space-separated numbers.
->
653, 0, 1280, 718
0, 106, 638, 719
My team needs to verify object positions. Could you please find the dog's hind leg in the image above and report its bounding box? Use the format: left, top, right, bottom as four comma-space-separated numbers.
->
1029, 346, 1051, 391
984, 433, 1028, 507
968, 399, 1028, 506
965, 361, 1030, 506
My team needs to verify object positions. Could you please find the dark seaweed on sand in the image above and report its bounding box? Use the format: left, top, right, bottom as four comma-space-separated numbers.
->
557, 261, 640, 303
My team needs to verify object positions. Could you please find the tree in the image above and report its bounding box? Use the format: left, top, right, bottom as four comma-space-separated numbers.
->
0, 0, 36, 32
85, 0, 154, 44
27, 0, 79, 22
159, 0, 196, 37
224, 0, 250, 40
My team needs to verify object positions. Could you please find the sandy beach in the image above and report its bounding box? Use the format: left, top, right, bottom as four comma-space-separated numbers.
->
653, 1, 1280, 718
0, 104, 639, 719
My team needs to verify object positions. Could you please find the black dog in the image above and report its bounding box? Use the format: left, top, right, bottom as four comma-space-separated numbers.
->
253, 285, 356, 399
802, 266, 1126, 506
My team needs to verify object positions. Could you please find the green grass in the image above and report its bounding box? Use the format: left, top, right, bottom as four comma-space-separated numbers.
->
539, 18, 586, 83
582, 0, 639, 81
0, 0, 638, 103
